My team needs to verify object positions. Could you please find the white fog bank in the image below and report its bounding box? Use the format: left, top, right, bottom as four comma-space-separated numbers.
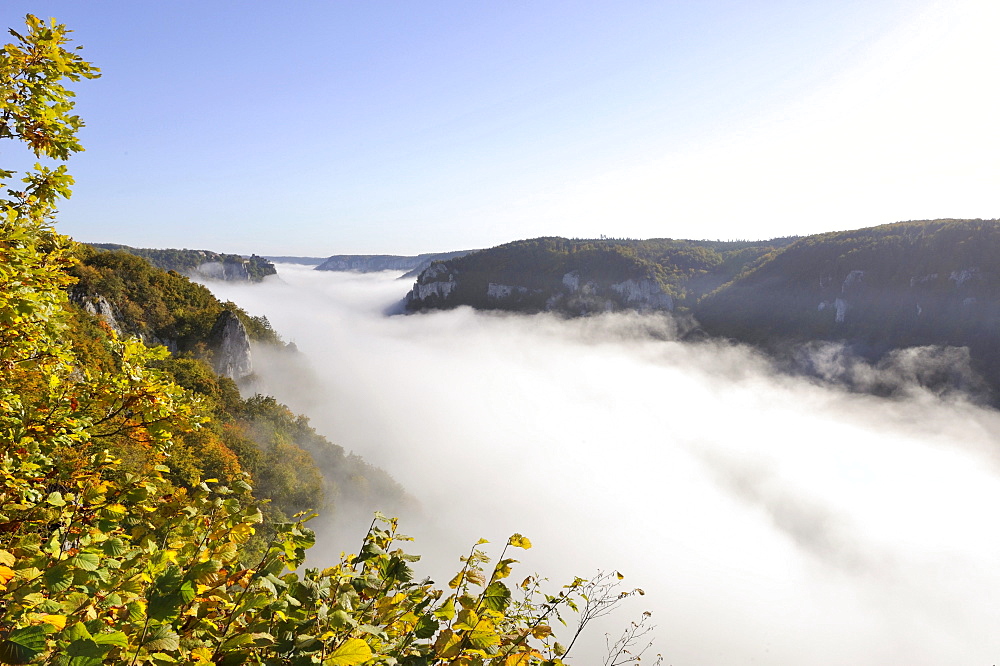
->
206, 265, 1000, 665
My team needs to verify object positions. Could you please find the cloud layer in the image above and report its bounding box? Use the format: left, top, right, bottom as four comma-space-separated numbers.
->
207, 265, 1000, 664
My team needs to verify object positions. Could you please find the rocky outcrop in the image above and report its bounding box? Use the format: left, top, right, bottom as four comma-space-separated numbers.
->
487, 283, 529, 299
74, 294, 122, 335
405, 265, 674, 315
610, 279, 674, 310
405, 263, 458, 307
210, 310, 253, 380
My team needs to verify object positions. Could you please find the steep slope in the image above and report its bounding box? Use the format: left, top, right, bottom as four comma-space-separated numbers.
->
405, 236, 795, 314
696, 219, 1000, 390
66, 244, 410, 523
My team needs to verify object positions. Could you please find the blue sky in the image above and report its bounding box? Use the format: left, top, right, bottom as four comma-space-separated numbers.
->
3, 1, 997, 255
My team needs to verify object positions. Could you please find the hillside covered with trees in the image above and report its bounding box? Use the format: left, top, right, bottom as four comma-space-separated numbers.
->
695, 218, 1000, 396
0, 15, 647, 666
404, 221, 1000, 402
405, 236, 795, 314
88, 243, 276, 282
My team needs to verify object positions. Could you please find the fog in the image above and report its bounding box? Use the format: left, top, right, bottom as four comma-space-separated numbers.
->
207, 265, 1000, 664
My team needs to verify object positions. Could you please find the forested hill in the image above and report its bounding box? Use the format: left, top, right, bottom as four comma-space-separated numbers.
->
695, 219, 1000, 387
262, 255, 326, 265
404, 236, 797, 314
404, 219, 1000, 400
316, 249, 474, 275
68, 244, 410, 526
89, 242, 276, 281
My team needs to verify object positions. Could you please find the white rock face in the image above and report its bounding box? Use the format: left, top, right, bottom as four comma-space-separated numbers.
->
834, 298, 847, 323
487, 283, 528, 299
910, 273, 938, 287
405, 263, 459, 307
212, 310, 253, 380
81, 295, 122, 335
423, 263, 452, 280
610, 279, 673, 310
842, 270, 864, 292
413, 279, 456, 300
562, 272, 580, 292
950, 268, 977, 286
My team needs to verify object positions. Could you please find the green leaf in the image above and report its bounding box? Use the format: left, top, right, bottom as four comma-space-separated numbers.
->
142, 626, 179, 652
0, 625, 47, 664
100, 538, 126, 557
68, 553, 100, 571
481, 581, 511, 613
65, 638, 110, 666
219, 633, 255, 652
414, 614, 439, 639
43, 563, 74, 592
468, 629, 500, 650
147, 592, 183, 621
64, 622, 92, 642
433, 596, 456, 622
153, 565, 182, 594
324, 638, 372, 666
92, 632, 128, 648
329, 609, 354, 629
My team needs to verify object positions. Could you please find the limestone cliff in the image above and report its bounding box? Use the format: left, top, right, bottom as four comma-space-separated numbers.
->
210, 310, 253, 380
72, 293, 123, 335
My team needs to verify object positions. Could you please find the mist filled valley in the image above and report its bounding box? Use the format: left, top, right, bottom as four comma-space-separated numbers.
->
203, 265, 1000, 664
6, 5, 1000, 664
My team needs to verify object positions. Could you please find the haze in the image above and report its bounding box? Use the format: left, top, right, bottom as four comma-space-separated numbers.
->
205, 265, 1000, 664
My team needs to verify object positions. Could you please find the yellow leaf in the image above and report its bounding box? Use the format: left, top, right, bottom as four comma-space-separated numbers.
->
0, 565, 14, 585
494, 558, 517, 580
230, 522, 254, 543
454, 608, 479, 631
507, 534, 532, 550
325, 638, 372, 665
191, 647, 213, 663
40, 614, 66, 630
530, 624, 552, 639
433, 630, 462, 659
